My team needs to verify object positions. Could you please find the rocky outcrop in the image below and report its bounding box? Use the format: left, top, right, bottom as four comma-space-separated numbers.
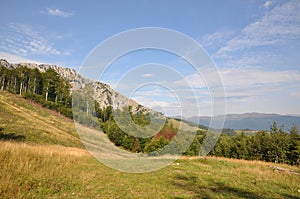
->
0, 59, 156, 114
0, 59, 12, 68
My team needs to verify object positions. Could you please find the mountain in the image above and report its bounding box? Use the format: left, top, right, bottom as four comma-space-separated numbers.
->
1, 62, 299, 199
4, 59, 299, 132
187, 113, 300, 130
0, 59, 155, 115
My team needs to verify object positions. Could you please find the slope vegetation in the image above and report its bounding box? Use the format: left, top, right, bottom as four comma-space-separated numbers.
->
0, 91, 81, 147
0, 90, 300, 198
1, 141, 299, 198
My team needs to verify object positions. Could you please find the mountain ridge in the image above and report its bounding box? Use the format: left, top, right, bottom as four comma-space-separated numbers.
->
186, 112, 300, 130
0, 59, 156, 115
2, 59, 299, 131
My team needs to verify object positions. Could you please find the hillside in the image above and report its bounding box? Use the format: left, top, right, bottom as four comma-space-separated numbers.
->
0, 59, 199, 156
0, 59, 155, 115
188, 113, 300, 130
0, 90, 124, 156
0, 90, 299, 198
1, 141, 299, 198
0, 91, 82, 147
1, 59, 299, 162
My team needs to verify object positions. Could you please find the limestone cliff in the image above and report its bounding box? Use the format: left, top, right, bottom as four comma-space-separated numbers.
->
0, 59, 156, 115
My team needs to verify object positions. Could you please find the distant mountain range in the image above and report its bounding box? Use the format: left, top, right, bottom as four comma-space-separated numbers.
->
186, 113, 300, 130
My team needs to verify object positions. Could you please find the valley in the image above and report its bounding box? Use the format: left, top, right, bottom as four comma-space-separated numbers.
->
0, 91, 299, 198
1, 1, 300, 198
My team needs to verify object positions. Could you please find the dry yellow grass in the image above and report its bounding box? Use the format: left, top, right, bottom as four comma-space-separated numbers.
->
0, 141, 90, 198
1, 140, 300, 198
0, 91, 82, 147
1, 91, 300, 198
0, 141, 89, 158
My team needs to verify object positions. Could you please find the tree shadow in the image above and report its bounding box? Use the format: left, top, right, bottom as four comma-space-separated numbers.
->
0, 127, 25, 141
280, 194, 300, 199
171, 174, 210, 198
170, 173, 299, 199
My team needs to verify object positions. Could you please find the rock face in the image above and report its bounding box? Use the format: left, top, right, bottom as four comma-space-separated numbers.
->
0, 59, 154, 114
0, 59, 11, 68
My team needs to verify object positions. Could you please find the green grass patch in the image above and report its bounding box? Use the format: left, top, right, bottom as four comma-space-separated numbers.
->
0, 142, 299, 198
0, 90, 299, 198
0, 91, 82, 148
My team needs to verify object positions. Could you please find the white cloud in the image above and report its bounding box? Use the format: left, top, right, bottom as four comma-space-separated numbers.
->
264, 1, 273, 9
129, 85, 204, 116
0, 51, 40, 63
123, 67, 300, 117
132, 88, 175, 98
0, 23, 69, 57
290, 91, 300, 98
141, 73, 153, 77
182, 67, 300, 90
132, 96, 181, 116
216, 0, 300, 56
221, 68, 300, 100
190, 1, 300, 115
167, 67, 300, 116
47, 8, 74, 18
200, 31, 235, 49
132, 88, 216, 117
224, 68, 300, 85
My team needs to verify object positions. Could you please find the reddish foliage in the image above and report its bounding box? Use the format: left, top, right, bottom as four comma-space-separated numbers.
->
153, 126, 177, 141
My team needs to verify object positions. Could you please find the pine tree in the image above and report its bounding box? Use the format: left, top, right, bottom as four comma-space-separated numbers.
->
288, 125, 300, 165
42, 69, 59, 102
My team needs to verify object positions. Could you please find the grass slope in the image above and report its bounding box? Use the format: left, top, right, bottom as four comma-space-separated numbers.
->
0, 90, 299, 198
0, 91, 82, 147
1, 141, 299, 198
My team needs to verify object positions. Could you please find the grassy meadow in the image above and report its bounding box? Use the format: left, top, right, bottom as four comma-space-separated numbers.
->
0, 91, 82, 148
0, 91, 299, 198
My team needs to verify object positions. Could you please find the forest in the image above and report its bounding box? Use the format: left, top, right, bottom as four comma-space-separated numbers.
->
0, 65, 299, 165
95, 105, 300, 165
0, 65, 72, 118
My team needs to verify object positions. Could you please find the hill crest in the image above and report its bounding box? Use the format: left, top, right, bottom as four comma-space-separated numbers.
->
0, 59, 156, 115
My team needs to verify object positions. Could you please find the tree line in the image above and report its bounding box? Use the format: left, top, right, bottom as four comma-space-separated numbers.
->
1, 65, 299, 165
0, 65, 72, 118
96, 104, 300, 165
209, 122, 300, 165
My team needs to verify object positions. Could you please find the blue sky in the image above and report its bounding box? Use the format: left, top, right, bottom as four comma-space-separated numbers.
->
0, 0, 300, 116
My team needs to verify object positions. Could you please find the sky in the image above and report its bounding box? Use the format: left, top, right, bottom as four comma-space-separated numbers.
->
0, 0, 300, 117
